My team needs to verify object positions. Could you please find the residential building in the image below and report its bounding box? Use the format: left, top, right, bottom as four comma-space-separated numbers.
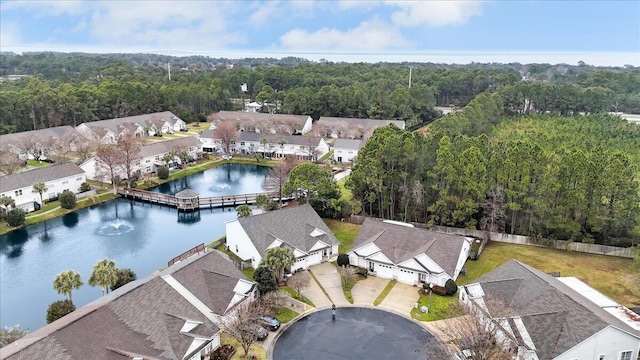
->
312, 117, 406, 139
199, 131, 329, 161
333, 139, 364, 163
0, 163, 86, 213
0, 126, 83, 160
208, 111, 312, 135
80, 136, 201, 181
0, 250, 257, 360
347, 218, 472, 286
459, 260, 640, 360
76, 111, 186, 144
225, 203, 339, 271
245, 101, 262, 113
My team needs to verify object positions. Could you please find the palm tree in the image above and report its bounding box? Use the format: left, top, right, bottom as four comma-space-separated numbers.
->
32, 182, 48, 206
236, 204, 252, 218
88, 258, 118, 295
260, 138, 270, 157
277, 139, 287, 159
262, 247, 295, 282
53, 270, 83, 304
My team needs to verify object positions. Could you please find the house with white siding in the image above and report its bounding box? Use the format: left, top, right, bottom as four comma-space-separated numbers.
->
199, 131, 329, 161
333, 139, 364, 164
347, 218, 472, 287
1, 250, 257, 360
0, 126, 83, 160
76, 112, 186, 144
208, 111, 312, 135
0, 163, 86, 213
312, 117, 405, 139
459, 260, 640, 360
80, 137, 201, 181
225, 203, 339, 271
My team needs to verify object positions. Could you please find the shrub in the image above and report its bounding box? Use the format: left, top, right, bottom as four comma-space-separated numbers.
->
111, 268, 137, 291
80, 182, 92, 192
468, 250, 478, 261
253, 265, 276, 294
46, 300, 75, 324
431, 285, 447, 296
444, 279, 458, 295
355, 267, 368, 277
336, 253, 350, 267
59, 190, 76, 209
156, 166, 170, 179
6, 209, 25, 227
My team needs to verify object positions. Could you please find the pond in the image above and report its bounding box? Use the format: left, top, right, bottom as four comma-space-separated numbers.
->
0, 163, 268, 332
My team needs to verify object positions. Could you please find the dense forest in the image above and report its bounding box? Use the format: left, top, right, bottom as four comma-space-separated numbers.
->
1, 52, 639, 135
347, 93, 640, 247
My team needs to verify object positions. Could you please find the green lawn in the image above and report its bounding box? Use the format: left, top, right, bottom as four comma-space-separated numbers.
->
273, 306, 299, 323
324, 219, 360, 253
26, 159, 50, 167
242, 267, 255, 280
411, 293, 457, 321
220, 333, 266, 360
457, 241, 640, 307
337, 178, 353, 203
340, 274, 356, 304
373, 280, 397, 306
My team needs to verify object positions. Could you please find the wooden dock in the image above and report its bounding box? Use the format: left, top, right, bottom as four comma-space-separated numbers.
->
117, 188, 293, 211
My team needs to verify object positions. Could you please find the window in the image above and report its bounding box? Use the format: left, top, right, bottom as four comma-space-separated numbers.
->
419, 273, 426, 281
62, 180, 68, 184
620, 351, 632, 360
15, 190, 22, 196
76, 177, 83, 181
146, 159, 151, 163
240, 141, 245, 145
235, 245, 239, 253
598, 355, 605, 360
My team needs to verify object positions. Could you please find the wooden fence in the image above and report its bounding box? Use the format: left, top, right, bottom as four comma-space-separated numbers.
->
167, 243, 206, 266
346, 215, 635, 259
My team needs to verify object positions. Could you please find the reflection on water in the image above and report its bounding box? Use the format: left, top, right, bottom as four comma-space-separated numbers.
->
0, 164, 268, 332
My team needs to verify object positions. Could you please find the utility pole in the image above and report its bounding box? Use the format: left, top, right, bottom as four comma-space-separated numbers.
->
408, 67, 412, 89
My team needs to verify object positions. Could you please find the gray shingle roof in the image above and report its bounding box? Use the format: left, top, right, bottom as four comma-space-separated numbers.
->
315, 117, 405, 129
2, 251, 246, 359
474, 260, 640, 359
0, 126, 80, 148
139, 137, 201, 159
334, 139, 364, 150
351, 218, 468, 276
211, 111, 309, 124
199, 131, 321, 147
79, 111, 182, 133
0, 163, 85, 193
237, 203, 339, 257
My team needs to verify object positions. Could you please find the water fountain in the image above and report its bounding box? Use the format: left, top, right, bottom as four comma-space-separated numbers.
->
96, 220, 134, 236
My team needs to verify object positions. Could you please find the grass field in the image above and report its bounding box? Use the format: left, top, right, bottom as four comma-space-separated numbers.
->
324, 219, 360, 253
457, 241, 640, 307
220, 332, 267, 360
273, 306, 299, 323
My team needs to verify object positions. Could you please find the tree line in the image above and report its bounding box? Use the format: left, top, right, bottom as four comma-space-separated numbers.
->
347, 93, 640, 247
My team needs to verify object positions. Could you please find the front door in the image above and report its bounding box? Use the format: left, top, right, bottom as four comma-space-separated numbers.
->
323, 248, 328, 257
337, 156, 342, 162
368, 261, 374, 272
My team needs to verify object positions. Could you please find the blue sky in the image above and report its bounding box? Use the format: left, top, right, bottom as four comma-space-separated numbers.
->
1, 0, 639, 65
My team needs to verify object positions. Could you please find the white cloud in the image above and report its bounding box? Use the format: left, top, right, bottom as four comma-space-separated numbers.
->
386, 0, 484, 27
0, 22, 22, 50
279, 17, 411, 51
1, 0, 87, 17
249, 1, 280, 27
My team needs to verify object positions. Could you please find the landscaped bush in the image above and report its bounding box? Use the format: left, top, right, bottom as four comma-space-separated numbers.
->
59, 190, 76, 209
110, 268, 137, 291
355, 267, 368, 278
253, 265, 276, 294
337, 253, 350, 267
445, 279, 458, 295
46, 300, 75, 324
431, 285, 447, 296
6, 209, 25, 227
157, 166, 170, 179
80, 182, 92, 192
208, 344, 235, 360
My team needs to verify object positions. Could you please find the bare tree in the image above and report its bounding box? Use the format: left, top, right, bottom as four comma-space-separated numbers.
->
17, 135, 52, 161
222, 299, 272, 357
287, 271, 310, 296
213, 121, 239, 153
117, 135, 141, 185
172, 141, 194, 167
95, 145, 124, 194
480, 185, 506, 234
48, 134, 75, 163
422, 298, 519, 360
74, 140, 97, 164
264, 156, 299, 205
0, 149, 24, 175
258, 289, 290, 312
0, 325, 28, 347
338, 266, 358, 288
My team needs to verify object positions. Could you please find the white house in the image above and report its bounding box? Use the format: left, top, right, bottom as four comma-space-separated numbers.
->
76, 111, 186, 143
245, 101, 262, 113
80, 136, 201, 181
459, 260, 640, 360
333, 139, 364, 164
0, 126, 83, 160
225, 203, 339, 272
347, 218, 472, 286
1, 250, 256, 359
208, 111, 313, 135
199, 131, 329, 161
313, 117, 406, 139
0, 163, 86, 213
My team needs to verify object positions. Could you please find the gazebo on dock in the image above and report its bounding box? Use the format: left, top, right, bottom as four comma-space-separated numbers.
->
175, 189, 200, 212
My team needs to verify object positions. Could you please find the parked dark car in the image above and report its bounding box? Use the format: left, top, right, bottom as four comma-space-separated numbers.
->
180, 128, 189, 132
254, 325, 268, 341
40, 158, 55, 163
260, 315, 281, 331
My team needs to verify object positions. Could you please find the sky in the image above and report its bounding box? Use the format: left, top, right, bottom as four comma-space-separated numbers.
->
1, 0, 639, 66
